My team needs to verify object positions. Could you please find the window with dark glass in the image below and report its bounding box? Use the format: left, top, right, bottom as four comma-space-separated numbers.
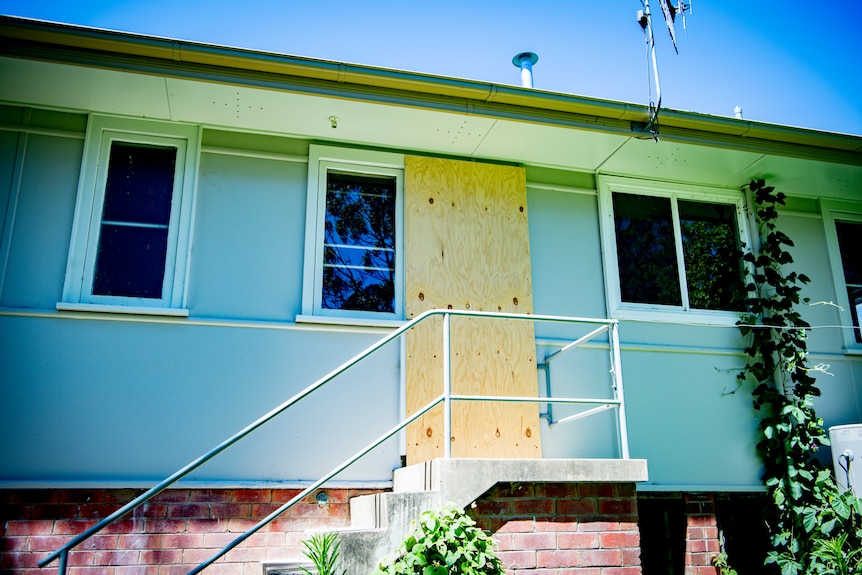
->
835, 221, 862, 342
321, 171, 396, 313
93, 142, 177, 299
613, 192, 745, 311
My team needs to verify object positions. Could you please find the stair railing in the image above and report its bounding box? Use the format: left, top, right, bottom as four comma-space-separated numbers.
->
39, 309, 627, 575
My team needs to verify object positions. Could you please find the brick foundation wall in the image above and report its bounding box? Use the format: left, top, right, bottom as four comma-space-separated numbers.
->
684, 494, 720, 575
0, 487, 384, 575
468, 482, 642, 575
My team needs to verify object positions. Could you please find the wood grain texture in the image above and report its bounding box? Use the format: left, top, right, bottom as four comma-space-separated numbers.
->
404, 155, 541, 463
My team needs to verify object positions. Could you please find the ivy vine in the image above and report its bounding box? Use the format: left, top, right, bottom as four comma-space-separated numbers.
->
737, 179, 861, 574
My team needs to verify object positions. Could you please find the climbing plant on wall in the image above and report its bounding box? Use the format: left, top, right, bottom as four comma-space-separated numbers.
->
737, 179, 862, 575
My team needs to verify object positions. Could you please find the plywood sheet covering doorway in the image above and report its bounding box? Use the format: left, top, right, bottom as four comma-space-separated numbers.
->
404, 155, 541, 464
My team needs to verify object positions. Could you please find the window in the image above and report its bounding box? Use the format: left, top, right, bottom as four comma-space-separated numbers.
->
599, 177, 749, 322
299, 145, 404, 325
59, 116, 200, 315
823, 201, 862, 351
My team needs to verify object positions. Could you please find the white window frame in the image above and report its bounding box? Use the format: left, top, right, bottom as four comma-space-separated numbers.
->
298, 145, 405, 326
58, 115, 200, 316
598, 176, 751, 325
822, 199, 862, 354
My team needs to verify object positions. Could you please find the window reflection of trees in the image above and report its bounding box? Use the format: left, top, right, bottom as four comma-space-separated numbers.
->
613, 192, 745, 311
322, 172, 396, 313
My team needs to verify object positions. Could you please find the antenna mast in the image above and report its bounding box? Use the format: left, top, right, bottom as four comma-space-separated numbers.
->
636, 0, 691, 140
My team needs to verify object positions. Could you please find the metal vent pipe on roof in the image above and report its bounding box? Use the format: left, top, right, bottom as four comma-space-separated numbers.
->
512, 52, 539, 88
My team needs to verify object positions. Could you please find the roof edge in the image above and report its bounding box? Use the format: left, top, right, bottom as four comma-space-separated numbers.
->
2, 15, 861, 159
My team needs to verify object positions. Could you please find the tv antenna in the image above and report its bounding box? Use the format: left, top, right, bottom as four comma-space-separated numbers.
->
636, 0, 692, 139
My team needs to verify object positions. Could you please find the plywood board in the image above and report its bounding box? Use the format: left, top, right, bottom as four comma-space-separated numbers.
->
404, 155, 541, 463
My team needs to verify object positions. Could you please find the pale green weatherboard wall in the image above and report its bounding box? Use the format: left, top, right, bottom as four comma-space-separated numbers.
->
0, 111, 859, 487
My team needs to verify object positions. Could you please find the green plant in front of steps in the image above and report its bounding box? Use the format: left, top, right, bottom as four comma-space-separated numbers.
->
299, 532, 345, 575
372, 507, 503, 575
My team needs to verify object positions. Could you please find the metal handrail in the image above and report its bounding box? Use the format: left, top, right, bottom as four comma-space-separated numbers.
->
39, 308, 627, 575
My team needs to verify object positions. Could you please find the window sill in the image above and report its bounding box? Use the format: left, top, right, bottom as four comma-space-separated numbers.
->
611, 306, 743, 327
295, 314, 404, 329
56, 302, 190, 317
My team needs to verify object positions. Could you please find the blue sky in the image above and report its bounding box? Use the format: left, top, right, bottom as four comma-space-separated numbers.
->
2, 0, 860, 136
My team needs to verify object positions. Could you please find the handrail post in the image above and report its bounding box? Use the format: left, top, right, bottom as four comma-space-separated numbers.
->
609, 321, 630, 459
443, 312, 452, 459
57, 549, 67, 575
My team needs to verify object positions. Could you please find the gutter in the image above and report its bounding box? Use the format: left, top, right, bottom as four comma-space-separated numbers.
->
2, 15, 861, 164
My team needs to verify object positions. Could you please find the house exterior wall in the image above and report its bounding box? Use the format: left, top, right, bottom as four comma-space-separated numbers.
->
1, 95, 860, 489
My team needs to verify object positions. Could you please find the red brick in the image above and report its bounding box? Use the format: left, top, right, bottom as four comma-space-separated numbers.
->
513, 499, 555, 516
119, 533, 162, 550
512, 532, 556, 550
538, 549, 580, 568
80, 504, 125, 519
94, 549, 141, 566
202, 532, 239, 549
135, 503, 168, 519
210, 503, 250, 518
702, 527, 719, 540
67, 550, 97, 566
559, 569, 601, 575
190, 490, 231, 503
167, 503, 210, 519
181, 547, 216, 564
227, 546, 271, 563
3, 552, 39, 569
161, 533, 204, 549
686, 515, 717, 527
494, 519, 535, 533
187, 518, 224, 533
141, 549, 183, 564
245, 532, 284, 548
535, 483, 573, 498
557, 532, 599, 550
58, 490, 99, 505
28, 535, 72, 552
603, 568, 643, 575
6, 520, 54, 537
31, 505, 79, 520
558, 500, 597, 516
231, 490, 271, 503
616, 484, 636, 498
54, 519, 98, 535
159, 564, 191, 575
598, 500, 635, 516
472, 499, 512, 516
688, 539, 707, 553
535, 518, 579, 532
151, 491, 189, 504
493, 533, 514, 551
226, 519, 258, 533
144, 519, 186, 534
600, 531, 639, 549
68, 567, 116, 575
579, 521, 619, 532
249, 503, 282, 519
2, 536, 29, 552
326, 502, 350, 518
497, 550, 537, 569
495, 483, 535, 498
579, 548, 621, 567
621, 548, 642, 566
270, 489, 304, 504
114, 566, 158, 575
104, 520, 141, 535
